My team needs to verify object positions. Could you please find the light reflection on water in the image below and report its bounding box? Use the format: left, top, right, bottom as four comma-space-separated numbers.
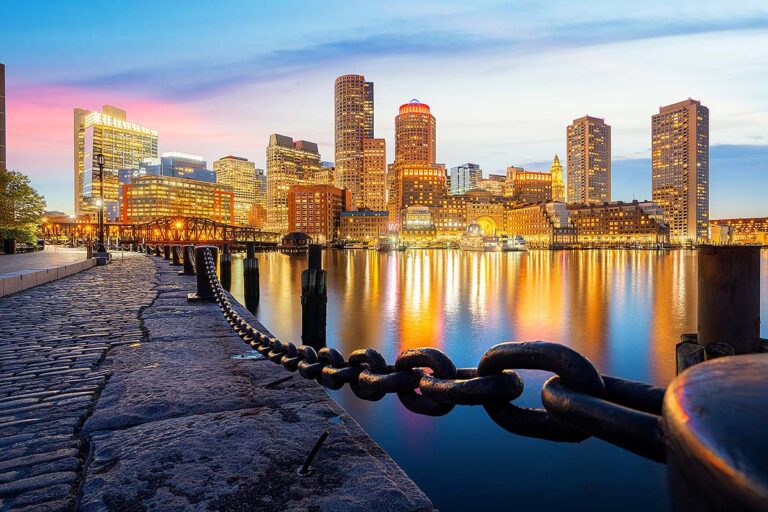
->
228, 249, 768, 512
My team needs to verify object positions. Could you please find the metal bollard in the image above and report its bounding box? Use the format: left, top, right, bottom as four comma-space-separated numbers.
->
179, 245, 196, 276
244, 242, 260, 311
220, 244, 232, 291
187, 246, 219, 302
163, 244, 171, 260
698, 245, 761, 354
301, 244, 326, 350
170, 245, 182, 266
664, 353, 768, 512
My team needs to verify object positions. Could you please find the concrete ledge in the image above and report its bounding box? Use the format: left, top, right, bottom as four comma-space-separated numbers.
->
0, 259, 97, 298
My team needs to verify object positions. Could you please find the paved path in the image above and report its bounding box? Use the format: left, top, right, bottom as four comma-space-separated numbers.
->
0, 252, 432, 511
0, 247, 88, 276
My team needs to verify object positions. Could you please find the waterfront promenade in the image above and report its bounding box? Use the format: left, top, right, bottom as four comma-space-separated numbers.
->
0, 252, 432, 511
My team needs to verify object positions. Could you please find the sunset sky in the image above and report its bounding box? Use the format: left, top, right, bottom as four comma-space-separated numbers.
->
2, 1, 767, 216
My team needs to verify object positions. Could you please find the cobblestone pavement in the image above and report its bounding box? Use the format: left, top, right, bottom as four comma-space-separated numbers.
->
0, 254, 156, 511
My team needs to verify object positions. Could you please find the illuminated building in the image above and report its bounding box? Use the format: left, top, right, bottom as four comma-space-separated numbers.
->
120, 175, 234, 224
334, 74, 373, 207
73, 105, 158, 219
254, 168, 266, 205
505, 202, 575, 248
362, 138, 387, 211
652, 99, 709, 244
550, 155, 565, 202
388, 100, 445, 231
432, 190, 510, 238
505, 167, 552, 203
709, 217, 768, 245
266, 134, 322, 233
568, 200, 669, 246
567, 115, 611, 204
314, 162, 335, 186
450, 163, 482, 195
339, 211, 389, 241
249, 204, 267, 229
213, 155, 257, 226
0, 63, 5, 170
287, 184, 351, 243
131, 153, 215, 183
476, 174, 506, 197
401, 205, 437, 242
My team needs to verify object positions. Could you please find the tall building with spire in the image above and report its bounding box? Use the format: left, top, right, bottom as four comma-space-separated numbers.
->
334, 74, 373, 208
566, 115, 610, 204
0, 63, 5, 171
652, 98, 709, 243
550, 154, 565, 202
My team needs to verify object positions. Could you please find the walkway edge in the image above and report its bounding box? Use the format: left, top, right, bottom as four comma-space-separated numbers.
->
0, 259, 97, 297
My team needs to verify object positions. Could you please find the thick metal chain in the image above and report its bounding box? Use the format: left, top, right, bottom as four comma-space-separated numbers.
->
201, 250, 666, 462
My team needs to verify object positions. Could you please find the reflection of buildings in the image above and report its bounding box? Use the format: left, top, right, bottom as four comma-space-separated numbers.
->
214, 155, 257, 226
74, 105, 158, 219
567, 115, 611, 204
287, 184, 351, 243
709, 217, 768, 245
120, 175, 233, 224
340, 211, 389, 241
652, 99, 709, 244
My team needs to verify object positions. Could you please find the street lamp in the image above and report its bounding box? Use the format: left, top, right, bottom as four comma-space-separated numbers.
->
96, 153, 107, 254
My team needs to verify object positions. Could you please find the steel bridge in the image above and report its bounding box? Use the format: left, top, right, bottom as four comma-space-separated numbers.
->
39, 216, 281, 246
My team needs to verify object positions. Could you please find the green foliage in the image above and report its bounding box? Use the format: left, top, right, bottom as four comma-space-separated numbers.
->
0, 168, 47, 241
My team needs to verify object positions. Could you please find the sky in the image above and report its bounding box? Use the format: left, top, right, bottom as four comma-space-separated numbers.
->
1, 0, 767, 217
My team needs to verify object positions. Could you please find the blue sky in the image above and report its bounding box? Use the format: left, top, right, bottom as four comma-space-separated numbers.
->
2, 0, 767, 217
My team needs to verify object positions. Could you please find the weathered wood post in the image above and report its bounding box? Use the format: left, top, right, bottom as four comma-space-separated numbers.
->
179, 245, 196, 276
163, 244, 171, 260
187, 246, 219, 302
244, 242, 260, 310
301, 244, 326, 350
170, 245, 182, 266
220, 244, 232, 290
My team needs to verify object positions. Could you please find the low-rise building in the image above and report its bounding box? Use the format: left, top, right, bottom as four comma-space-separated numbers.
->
504, 202, 575, 248
568, 200, 669, 246
476, 174, 506, 197
339, 211, 389, 241
506, 167, 552, 203
287, 184, 351, 243
709, 217, 768, 245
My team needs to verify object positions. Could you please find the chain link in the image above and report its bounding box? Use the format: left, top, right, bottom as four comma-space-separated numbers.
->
199, 249, 667, 462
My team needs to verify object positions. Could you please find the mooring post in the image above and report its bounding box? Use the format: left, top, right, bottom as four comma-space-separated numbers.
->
154, 244, 161, 257
188, 246, 219, 302
301, 244, 327, 350
244, 241, 260, 308
220, 244, 232, 290
664, 354, 768, 512
171, 245, 182, 266
179, 245, 196, 276
163, 244, 171, 260
145, 244, 152, 255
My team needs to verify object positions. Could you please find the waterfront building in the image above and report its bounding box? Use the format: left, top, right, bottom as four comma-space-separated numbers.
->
287, 184, 351, 243
550, 155, 566, 202
213, 156, 257, 226
266, 134, 322, 233
652, 99, 709, 244
335, 74, 374, 208
476, 174, 506, 197
505, 167, 552, 203
362, 138, 387, 211
709, 217, 768, 245
567, 115, 611, 204
400, 205, 437, 242
0, 63, 5, 170
432, 190, 510, 238
339, 211, 389, 242
389, 163, 447, 231
450, 163, 482, 195
504, 202, 575, 248
73, 105, 158, 219
568, 200, 669, 246
120, 175, 234, 224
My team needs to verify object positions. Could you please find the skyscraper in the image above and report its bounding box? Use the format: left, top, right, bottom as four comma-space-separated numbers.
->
566, 115, 611, 204
652, 99, 709, 243
394, 99, 436, 165
266, 134, 322, 233
450, 163, 482, 195
334, 74, 373, 208
73, 105, 158, 219
362, 138, 387, 211
550, 155, 565, 202
0, 63, 6, 170
214, 156, 257, 226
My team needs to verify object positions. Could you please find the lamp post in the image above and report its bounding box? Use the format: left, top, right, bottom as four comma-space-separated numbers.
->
96, 153, 107, 254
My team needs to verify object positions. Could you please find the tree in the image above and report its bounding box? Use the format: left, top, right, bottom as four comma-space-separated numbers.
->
0, 168, 47, 243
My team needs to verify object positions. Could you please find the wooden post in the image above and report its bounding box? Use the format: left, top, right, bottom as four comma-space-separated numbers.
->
179, 245, 195, 275
220, 243, 232, 290
301, 244, 326, 350
154, 244, 161, 257
244, 242, 260, 311
170, 245, 182, 266
187, 246, 219, 302
163, 244, 171, 260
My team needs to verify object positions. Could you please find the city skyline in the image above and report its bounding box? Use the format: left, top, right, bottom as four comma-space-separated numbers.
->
1, 1, 767, 217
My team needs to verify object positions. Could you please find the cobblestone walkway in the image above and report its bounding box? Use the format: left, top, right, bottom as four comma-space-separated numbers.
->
0, 255, 156, 511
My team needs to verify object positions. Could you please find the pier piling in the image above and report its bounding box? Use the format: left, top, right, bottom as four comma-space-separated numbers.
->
244, 242, 260, 309
188, 246, 219, 302
179, 245, 195, 275
220, 244, 232, 290
163, 244, 171, 260
301, 244, 327, 350
171, 245, 182, 266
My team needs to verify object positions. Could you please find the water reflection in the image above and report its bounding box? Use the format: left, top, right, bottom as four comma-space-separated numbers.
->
229, 249, 767, 511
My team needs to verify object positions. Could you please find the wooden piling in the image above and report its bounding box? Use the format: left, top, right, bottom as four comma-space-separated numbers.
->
301, 244, 326, 350
244, 242, 260, 310
220, 244, 232, 291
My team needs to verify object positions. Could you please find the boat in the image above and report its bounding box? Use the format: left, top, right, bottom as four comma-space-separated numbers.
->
482, 236, 502, 252
501, 235, 528, 252
460, 222, 485, 251
344, 242, 365, 249
280, 232, 311, 253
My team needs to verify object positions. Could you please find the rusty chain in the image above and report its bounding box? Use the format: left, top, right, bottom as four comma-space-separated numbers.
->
201, 249, 666, 462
